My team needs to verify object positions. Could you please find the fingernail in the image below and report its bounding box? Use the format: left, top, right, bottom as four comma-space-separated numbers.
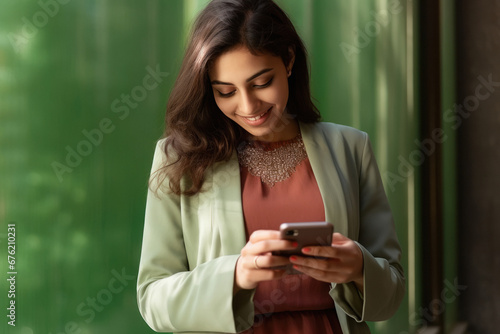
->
302, 247, 311, 253
290, 256, 297, 261
292, 242, 298, 248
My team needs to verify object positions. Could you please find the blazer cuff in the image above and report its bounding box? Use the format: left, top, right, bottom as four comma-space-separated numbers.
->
233, 286, 257, 332
329, 243, 366, 322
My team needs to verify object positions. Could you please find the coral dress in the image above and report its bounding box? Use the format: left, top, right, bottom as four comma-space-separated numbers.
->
238, 136, 343, 334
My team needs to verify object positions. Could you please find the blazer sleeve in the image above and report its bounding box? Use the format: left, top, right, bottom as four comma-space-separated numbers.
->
330, 133, 406, 322
136, 142, 254, 333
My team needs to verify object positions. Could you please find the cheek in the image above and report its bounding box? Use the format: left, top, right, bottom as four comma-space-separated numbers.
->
270, 78, 289, 107
213, 98, 234, 116
256, 84, 289, 107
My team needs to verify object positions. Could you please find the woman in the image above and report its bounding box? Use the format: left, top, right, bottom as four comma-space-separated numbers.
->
137, 0, 405, 333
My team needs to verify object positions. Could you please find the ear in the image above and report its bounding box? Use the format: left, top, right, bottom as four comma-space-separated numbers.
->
287, 47, 296, 74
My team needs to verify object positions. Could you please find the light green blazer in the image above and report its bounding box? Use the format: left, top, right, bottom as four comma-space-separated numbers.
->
137, 122, 405, 334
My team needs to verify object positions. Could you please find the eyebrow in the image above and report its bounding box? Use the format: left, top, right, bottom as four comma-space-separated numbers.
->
211, 68, 274, 86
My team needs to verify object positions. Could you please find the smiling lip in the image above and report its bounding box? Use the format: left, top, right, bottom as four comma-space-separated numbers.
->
239, 108, 272, 126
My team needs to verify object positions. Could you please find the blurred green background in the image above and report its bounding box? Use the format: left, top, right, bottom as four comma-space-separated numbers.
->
0, 0, 458, 333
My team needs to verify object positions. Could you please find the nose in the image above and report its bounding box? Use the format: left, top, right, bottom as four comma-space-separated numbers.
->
238, 90, 261, 116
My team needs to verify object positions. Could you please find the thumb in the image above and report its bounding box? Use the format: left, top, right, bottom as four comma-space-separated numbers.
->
331, 232, 350, 245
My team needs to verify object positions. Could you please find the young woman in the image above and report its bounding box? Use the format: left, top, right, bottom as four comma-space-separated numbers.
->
137, 0, 405, 333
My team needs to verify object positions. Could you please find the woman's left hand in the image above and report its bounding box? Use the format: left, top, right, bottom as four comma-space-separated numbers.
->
289, 232, 365, 293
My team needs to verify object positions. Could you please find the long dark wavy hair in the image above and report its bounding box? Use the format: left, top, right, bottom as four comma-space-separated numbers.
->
154, 0, 321, 196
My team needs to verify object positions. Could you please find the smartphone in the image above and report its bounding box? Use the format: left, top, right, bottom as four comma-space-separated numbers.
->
274, 222, 333, 257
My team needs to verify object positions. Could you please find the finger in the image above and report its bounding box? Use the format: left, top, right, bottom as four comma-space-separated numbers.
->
301, 245, 339, 259
302, 233, 359, 258
236, 258, 288, 290
261, 254, 294, 269
244, 236, 297, 255
245, 254, 292, 270
249, 230, 281, 243
331, 232, 350, 244
289, 255, 336, 272
292, 263, 322, 276
291, 264, 331, 281
291, 264, 349, 284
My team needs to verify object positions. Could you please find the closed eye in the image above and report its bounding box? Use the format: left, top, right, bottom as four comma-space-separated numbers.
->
216, 90, 236, 98
215, 76, 274, 98
254, 77, 274, 89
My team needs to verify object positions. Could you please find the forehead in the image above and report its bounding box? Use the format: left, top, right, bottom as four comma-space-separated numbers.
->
209, 46, 283, 81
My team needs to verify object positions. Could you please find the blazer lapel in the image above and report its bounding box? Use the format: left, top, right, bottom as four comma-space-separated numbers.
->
210, 152, 247, 255
300, 122, 351, 237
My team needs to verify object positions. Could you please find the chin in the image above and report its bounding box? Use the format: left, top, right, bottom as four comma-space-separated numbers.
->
248, 128, 281, 141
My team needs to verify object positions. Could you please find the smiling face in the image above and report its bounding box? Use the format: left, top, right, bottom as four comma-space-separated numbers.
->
209, 46, 299, 142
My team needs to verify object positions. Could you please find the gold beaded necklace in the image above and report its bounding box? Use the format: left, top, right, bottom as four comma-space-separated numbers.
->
237, 133, 307, 187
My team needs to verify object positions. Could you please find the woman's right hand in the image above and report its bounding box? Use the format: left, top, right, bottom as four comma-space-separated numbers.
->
234, 230, 297, 292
